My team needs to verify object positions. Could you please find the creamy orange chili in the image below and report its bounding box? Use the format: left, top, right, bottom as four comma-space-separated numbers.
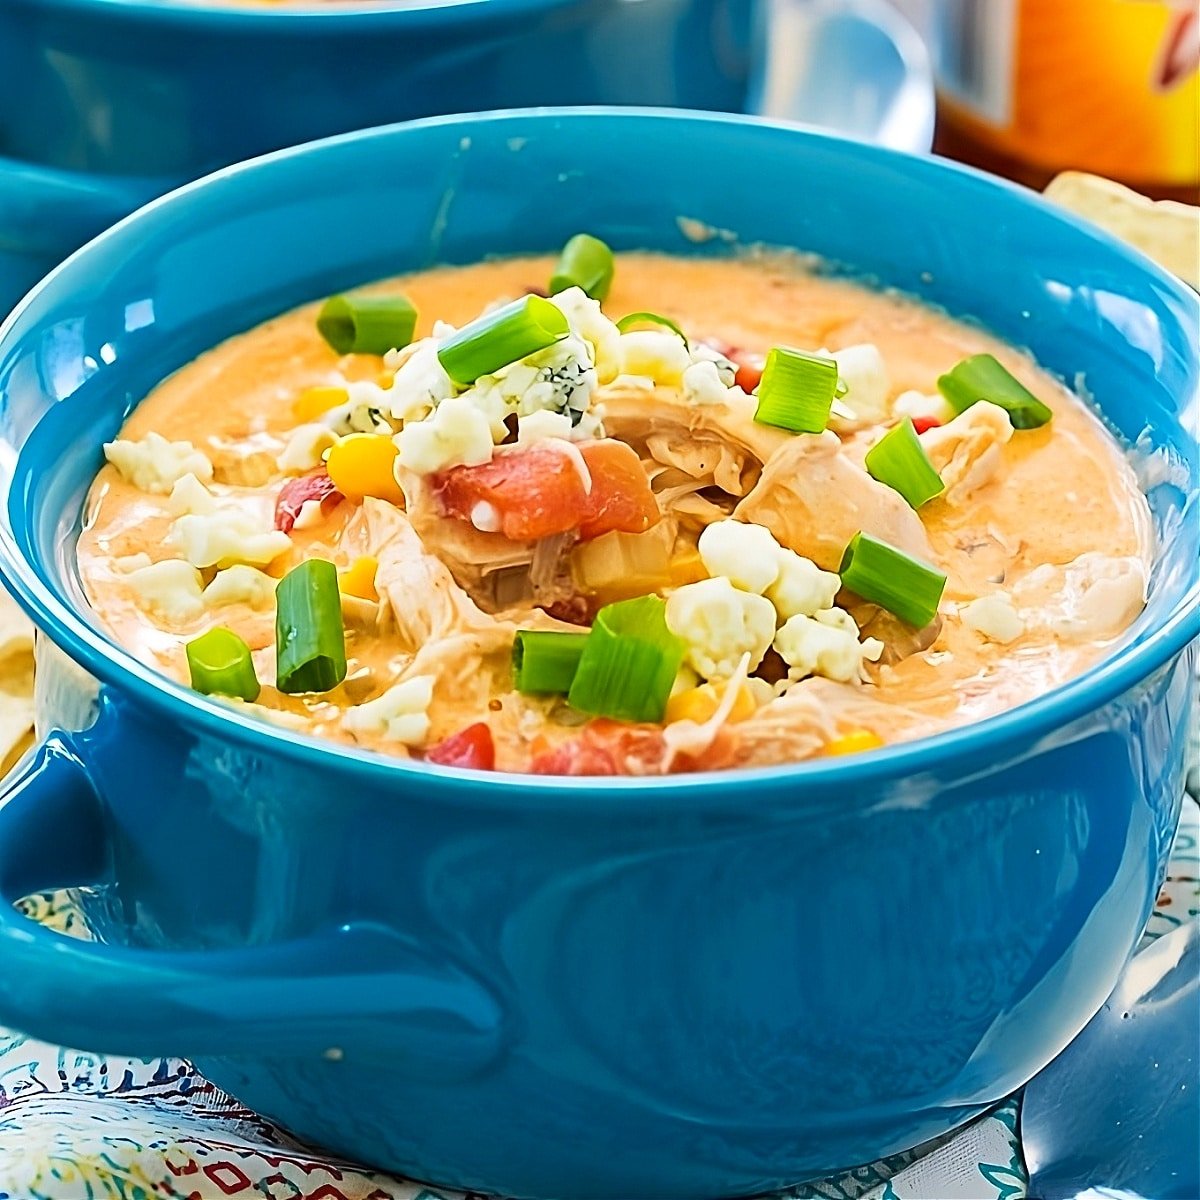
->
77, 250, 1153, 774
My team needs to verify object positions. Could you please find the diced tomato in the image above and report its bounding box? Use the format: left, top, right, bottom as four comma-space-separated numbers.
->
576, 440, 660, 541
436, 439, 659, 543
425, 723, 496, 770
275, 469, 342, 533
527, 719, 738, 776
911, 415, 943, 435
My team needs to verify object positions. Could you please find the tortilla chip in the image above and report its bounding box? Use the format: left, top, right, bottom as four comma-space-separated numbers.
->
0, 586, 35, 776
1045, 172, 1200, 290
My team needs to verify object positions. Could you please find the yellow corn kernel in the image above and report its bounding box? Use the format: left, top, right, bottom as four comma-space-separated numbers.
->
669, 549, 707, 587
824, 729, 885, 757
339, 556, 379, 602
293, 385, 348, 423
665, 682, 757, 725
326, 433, 403, 504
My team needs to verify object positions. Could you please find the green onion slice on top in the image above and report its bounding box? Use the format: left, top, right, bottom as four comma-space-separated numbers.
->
317, 293, 418, 357
839, 532, 947, 629
567, 594, 685, 723
513, 630, 590, 694
936, 353, 1053, 429
549, 233, 615, 302
186, 627, 260, 702
754, 347, 840, 434
438, 295, 570, 386
864, 418, 945, 509
615, 311, 689, 347
275, 558, 348, 694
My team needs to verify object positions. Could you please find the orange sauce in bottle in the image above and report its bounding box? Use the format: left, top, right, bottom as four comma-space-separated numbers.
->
914, 0, 1199, 201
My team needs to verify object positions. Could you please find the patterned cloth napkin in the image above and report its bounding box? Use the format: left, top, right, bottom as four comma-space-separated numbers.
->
1, 790, 1195, 1200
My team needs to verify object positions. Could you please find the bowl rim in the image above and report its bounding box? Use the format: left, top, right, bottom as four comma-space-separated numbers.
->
2, 106, 1197, 812
0, 0, 580, 30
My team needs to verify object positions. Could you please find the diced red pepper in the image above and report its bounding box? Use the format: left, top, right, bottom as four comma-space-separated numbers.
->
911, 415, 943, 435
275, 469, 342, 534
436, 439, 659, 543
425, 722, 496, 770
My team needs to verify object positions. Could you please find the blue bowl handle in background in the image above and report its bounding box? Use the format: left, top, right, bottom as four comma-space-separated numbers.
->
0, 0, 933, 318
0, 727, 509, 1075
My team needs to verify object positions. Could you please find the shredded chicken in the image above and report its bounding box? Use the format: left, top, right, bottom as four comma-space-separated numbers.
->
919, 402, 1014, 504
734, 431, 935, 571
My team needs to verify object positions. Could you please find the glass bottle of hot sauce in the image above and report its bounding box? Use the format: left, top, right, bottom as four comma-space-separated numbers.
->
902, 0, 1199, 202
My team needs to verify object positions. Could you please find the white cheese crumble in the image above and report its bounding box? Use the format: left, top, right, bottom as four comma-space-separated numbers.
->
959, 592, 1025, 643
203, 565, 277, 610
322, 380, 396, 436
104, 433, 213, 495
765, 551, 842, 622
696, 519, 840, 621
682, 359, 731, 406
773, 612, 883, 683
123, 558, 205, 621
516, 409, 574, 446
394, 394, 494, 475
697, 520, 782, 594
689, 342, 737, 387
168, 510, 291, 570
277, 423, 337, 474
168, 473, 217, 517
291, 499, 327, 530
342, 675, 435, 746
665, 577, 776, 680
383, 340, 455, 424
826, 344, 891, 428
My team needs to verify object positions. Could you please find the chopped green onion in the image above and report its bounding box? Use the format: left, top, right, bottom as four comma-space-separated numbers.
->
317, 293, 418, 356
513, 630, 589, 694
275, 558, 347, 694
615, 311, 688, 347
567, 595, 684, 723
839, 532, 947, 629
754, 347, 839, 433
437, 295, 570, 386
936, 353, 1053, 430
186, 627, 260, 702
549, 233, 615, 301
864, 418, 945, 508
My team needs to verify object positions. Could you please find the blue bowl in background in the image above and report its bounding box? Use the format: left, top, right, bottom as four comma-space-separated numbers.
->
0, 109, 1195, 1200
0, 0, 933, 311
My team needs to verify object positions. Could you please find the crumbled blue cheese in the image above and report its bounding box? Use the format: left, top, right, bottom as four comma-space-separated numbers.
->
689, 342, 737, 387
548, 287, 622, 384
168, 509, 291, 570
104, 432, 213, 494
383, 340, 455, 425
322, 380, 396, 436
516, 410, 574, 446
665, 577, 777, 680
277, 423, 337, 474
958, 592, 1024, 643
773, 611, 883, 682
123, 558, 205, 621
342, 675, 435, 746
394, 394, 494, 475
203, 565, 277, 610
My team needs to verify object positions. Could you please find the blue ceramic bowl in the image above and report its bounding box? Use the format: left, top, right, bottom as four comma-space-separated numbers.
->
0, 110, 1196, 1200
0, 0, 935, 313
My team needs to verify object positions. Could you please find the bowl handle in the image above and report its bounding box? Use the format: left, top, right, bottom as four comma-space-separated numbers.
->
0, 156, 164, 312
0, 733, 509, 1078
